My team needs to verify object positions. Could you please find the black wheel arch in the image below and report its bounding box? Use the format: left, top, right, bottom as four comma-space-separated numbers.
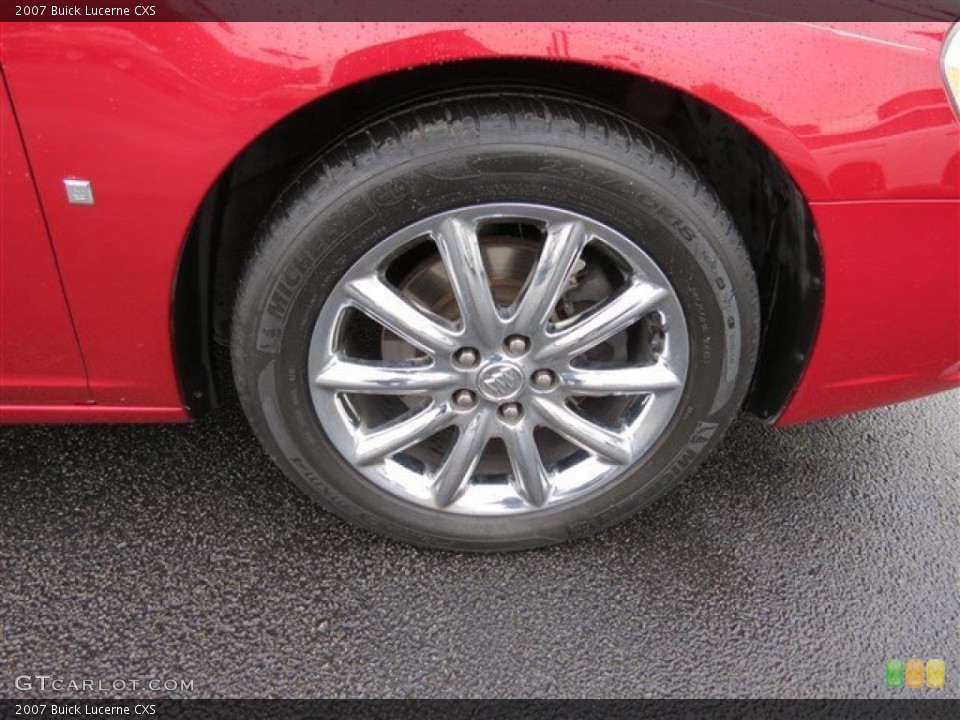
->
171, 58, 823, 422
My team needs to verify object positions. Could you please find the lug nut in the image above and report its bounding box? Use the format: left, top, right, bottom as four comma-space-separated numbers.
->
532, 369, 556, 391
453, 347, 480, 368
453, 389, 477, 410
498, 402, 523, 423
504, 335, 530, 356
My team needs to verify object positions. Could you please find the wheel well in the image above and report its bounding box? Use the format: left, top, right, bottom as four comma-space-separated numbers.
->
173, 58, 822, 421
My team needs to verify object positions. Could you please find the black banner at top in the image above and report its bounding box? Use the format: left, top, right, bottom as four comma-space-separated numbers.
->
2, 0, 959, 22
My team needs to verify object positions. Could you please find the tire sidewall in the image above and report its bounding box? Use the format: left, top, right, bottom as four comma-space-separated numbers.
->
234, 142, 756, 550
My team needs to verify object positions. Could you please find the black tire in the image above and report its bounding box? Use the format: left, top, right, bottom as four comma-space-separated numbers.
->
231, 93, 760, 551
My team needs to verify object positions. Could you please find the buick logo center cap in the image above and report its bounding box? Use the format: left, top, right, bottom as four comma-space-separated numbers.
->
476, 362, 525, 402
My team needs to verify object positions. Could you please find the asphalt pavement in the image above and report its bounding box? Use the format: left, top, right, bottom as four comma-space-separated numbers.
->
1, 390, 958, 698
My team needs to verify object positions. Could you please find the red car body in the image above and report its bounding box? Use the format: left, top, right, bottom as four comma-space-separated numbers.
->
1, 21, 958, 425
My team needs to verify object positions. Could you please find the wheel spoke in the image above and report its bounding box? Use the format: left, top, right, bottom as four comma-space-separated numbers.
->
559, 361, 682, 396
432, 409, 494, 507
502, 422, 551, 507
433, 217, 502, 346
314, 357, 459, 395
530, 397, 632, 465
352, 403, 453, 465
537, 280, 667, 361
345, 275, 459, 355
510, 221, 587, 331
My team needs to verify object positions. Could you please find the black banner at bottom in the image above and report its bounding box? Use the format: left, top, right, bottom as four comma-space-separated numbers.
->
1, 700, 960, 720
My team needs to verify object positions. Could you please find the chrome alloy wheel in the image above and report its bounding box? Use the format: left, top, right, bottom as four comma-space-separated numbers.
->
307, 203, 689, 515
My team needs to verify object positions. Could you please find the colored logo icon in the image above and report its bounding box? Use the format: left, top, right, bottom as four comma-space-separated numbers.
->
885, 659, 945, 689
905, 659, 924, 688
927, 659, 945, 689
885, 659, 904, 688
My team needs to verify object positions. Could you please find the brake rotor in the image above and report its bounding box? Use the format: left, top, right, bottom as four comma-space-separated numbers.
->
381, 239, 541, 362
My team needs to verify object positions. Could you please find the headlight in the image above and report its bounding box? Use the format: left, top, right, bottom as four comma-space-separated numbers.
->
944, 23, 960, 117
